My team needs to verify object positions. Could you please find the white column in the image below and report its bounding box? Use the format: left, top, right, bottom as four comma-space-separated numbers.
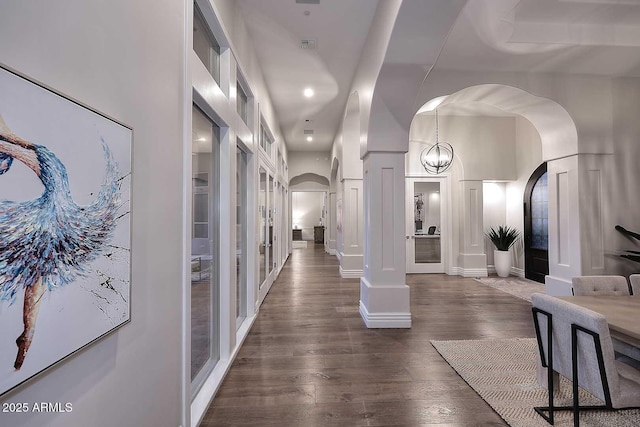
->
546, 154, 609, 295
359, 151, 411, 328
339, 178, 364, 278
457, 180, 488, 277
327, 191, 337, 255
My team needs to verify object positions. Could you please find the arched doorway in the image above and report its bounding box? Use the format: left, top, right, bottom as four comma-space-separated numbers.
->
524, 162, 549, 283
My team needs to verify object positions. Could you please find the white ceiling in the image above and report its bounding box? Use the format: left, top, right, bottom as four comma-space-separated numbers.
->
436, 0, 640, 76
418, 103, 517, 118
238, 0, 379, 152
237, 0, 640, 153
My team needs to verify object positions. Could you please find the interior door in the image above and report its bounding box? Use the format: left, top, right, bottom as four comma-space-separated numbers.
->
259, 166, 267, 288
524, 163, 549, 283
406, 177, 448, 273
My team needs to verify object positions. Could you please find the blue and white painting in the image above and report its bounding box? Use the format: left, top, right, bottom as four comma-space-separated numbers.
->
0, 66, 131, 397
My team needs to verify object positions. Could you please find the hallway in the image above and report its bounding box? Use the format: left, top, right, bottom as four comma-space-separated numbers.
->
202, 245, 535, 426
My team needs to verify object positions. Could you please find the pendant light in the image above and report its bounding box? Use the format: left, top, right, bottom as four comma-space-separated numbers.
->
420, 109, 454, 174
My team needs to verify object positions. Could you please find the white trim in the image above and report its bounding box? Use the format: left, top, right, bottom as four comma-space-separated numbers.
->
191, 313, 258, 426
545, 275, 573, 296
359, 302, 412, 328
485, 265, 525, 278
339, 266, 363, 279
452, 266, 488, 277
511, 266, 525, 278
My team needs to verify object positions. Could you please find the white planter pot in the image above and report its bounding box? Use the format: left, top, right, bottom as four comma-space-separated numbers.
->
494, 250, 511, 278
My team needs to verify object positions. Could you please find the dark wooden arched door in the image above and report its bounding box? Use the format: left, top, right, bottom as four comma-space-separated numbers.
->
524, 163, 549, 283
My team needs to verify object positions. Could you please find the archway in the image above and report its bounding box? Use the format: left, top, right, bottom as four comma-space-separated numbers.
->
416, 84, 578, 162
289, 173, 330, 245
411, 84, 579, 284
524, 163, 549, 283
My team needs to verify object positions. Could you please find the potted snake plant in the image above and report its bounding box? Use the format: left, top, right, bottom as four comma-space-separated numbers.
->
486, 226, 520, 277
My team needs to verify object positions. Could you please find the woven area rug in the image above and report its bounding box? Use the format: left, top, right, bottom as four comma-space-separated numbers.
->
474, 276, 544, 302
431, 338, 640, 427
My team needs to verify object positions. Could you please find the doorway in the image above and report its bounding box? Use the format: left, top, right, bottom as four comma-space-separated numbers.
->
291, 191, 326, 244
524, 163, 549, 283
406, 177, 449, 273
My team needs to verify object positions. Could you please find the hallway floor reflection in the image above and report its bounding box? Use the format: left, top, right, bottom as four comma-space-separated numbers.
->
202, 245, 535, 426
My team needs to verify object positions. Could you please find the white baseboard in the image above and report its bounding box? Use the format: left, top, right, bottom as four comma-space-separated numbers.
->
487, 265, 524, 278
359, 302, 411, 328
511, 267, 525, 278
452, 266, 488, 277
339, 266, 363, 279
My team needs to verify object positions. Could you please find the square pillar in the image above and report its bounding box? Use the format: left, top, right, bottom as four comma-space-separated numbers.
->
359, 152, 411, 328
457, 180, 488, 277
339, 178, 364, 278
546, 154, 610, 295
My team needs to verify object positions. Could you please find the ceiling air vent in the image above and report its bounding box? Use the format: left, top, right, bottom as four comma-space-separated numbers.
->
300, 39, 317, 49
296, 0, 320, 4
304, 130, 314, 135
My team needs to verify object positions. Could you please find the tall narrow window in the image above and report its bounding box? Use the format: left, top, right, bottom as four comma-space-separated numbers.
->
259, 167, 267, 287
268, 175, 275, 274
237, 82, 248, 124
191, 105, 220, 395
236, 146, 247, 328
259, 122, 273, 157
193, 3, 220, 84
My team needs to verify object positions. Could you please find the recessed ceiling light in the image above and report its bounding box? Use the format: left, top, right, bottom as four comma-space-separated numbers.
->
306, 136, 313, 142
303, 88, 314, 98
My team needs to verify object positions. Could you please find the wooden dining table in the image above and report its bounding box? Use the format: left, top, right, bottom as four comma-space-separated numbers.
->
557, 296, 640, 348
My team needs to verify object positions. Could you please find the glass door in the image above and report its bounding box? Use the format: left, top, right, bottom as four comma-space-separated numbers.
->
280, 184, 287, 265
235, 146, 247, 329
524, 163, 549, 284
259, 167, 267, 288
406, 177, 448, 273
190, 105, 220, 394
268, 174, 275, 277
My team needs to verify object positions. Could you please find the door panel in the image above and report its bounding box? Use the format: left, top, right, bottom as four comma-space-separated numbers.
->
406, 177, 448, 273
524, 163, 549, 283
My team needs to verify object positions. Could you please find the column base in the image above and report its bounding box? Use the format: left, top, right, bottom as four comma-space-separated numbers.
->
339, 253, 363, 278
545, 275, 572, 296
340, 266, 363, 279
457, 253, 488, 277
359, 277, 411, 328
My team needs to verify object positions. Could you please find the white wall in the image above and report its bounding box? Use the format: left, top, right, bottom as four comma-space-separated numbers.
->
608, 77, 640, 276
292, 192, 325, 241
410, 115, 517, 181
506, 117, 544, 271
0, 1, 184, 427
288, 151, 331, 182
408, 114, 544, 274
483, 182, 507, 266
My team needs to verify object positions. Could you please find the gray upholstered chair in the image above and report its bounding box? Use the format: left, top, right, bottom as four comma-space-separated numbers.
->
531, 293, 640, 425
571, 275, 630, 296
630, 274, 640, 296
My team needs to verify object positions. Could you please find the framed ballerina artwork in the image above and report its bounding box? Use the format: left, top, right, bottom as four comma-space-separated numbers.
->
0, 64, 132, 397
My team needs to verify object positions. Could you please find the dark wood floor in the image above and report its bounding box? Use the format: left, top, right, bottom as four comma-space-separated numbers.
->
201, 245, 535, 426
